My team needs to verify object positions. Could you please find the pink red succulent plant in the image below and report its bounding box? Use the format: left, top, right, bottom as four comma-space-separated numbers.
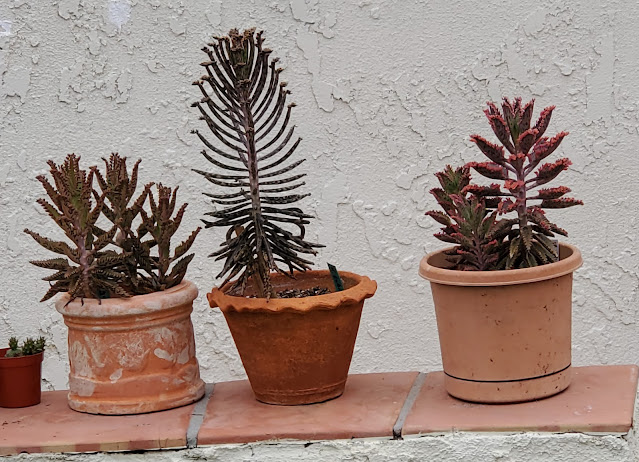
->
427, 97, 582, 270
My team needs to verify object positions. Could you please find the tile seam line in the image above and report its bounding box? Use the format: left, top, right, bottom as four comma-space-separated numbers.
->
186, 382, 215, 449
392, 372, 427, 440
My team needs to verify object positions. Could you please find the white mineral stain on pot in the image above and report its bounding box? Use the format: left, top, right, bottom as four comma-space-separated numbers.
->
88, 338, 106, 369
109, 368, 123, 383
154, 327, 174, 343
117, 337, 146, 369
154, 348, 175, 362
177, 347, 190, 365
70, 341, 95, 379
71, 377, 96, 397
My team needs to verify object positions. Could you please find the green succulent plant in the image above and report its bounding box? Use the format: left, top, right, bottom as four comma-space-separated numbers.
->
26, 153, 200, 301
5, 336, 45, 358
25, 154, 128, 301
94, 154, 201, 294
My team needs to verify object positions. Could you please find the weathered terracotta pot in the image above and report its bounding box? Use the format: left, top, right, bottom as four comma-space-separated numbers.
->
55, 280, 205, 415
0, 348, 43, 408
419, 243, 582, 403
208, 270, 377, 405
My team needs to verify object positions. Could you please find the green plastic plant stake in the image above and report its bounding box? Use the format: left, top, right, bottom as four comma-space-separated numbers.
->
327, 263, 344, 292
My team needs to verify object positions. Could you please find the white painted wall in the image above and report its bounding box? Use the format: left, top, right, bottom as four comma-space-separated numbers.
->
1, 434, 637, 462
0, 0, 636, 391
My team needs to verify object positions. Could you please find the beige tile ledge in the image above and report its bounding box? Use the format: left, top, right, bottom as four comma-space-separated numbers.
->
403, 365, 639, 436
197, 371, 418, 445
0, 366, 636, 457
0, 390, 194, 456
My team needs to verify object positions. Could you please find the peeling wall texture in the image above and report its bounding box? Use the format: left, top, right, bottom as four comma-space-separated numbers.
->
0, 0, 637, 391
1, 434, 638, 462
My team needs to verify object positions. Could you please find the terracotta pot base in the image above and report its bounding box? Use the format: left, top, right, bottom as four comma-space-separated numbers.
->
255, 379, 346, 405
68, 381, 205, 414
445, 366, 572, 404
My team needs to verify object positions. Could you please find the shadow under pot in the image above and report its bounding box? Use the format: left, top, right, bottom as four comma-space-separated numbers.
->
419, 243, 582, 404
208, 270, 377, 405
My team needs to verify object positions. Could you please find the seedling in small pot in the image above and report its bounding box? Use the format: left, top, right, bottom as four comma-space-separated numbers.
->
4, 337, 46, 358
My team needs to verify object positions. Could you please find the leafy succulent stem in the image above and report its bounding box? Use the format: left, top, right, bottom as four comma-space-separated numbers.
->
77, 238, 92, 298
426, 166, 511, 271
515, 165, 528, 232
28, 153, 199, 301
241, 83, 273, 298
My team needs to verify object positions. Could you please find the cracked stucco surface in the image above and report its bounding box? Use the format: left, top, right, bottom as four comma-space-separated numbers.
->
0, 0, 637, 393
1, 434, 637, 461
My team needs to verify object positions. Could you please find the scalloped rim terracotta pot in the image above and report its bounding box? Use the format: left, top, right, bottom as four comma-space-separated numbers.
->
419, 243, 582, 404
0, 348, 43, 408
208, 270, 377, 405
55, 280, 205, 415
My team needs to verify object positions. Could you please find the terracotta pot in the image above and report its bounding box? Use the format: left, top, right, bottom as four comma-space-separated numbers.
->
208, 270, 377, 405
55, 280, 205, 415
0, 348, 43, 408
419, 243, 582, 403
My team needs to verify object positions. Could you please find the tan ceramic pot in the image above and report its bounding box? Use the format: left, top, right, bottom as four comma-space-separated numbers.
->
55, 280, 205, 415
208, 270, 377, 405
419, 243, 582, 403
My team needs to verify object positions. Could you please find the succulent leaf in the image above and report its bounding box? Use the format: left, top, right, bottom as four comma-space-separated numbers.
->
539, 198, 584, 209
467, 162, 509, 180
469, 135, 506, 165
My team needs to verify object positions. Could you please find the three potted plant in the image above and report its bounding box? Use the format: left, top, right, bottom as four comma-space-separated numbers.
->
420, 98, 583, 403
190, 28, 377, 405
0, 336, 45, 408
25, 154, 205, 414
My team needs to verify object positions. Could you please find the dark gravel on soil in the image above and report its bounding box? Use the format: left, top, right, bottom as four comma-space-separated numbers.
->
277, 286, 331, 298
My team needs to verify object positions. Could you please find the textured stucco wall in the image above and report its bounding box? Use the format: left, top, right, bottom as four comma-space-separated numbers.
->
1, 434, 637, 462
0, 0, 637, 390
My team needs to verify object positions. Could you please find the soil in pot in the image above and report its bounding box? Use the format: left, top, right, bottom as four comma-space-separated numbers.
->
0, 348, 43, 408
208, 270, 377, 405
420, 243, 582, 404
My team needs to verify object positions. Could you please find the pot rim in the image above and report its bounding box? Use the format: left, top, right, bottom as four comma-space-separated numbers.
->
207, 269, 377, 313
419, 242, 582, 286
0, 348, 44, 366
55, 280, 198, 318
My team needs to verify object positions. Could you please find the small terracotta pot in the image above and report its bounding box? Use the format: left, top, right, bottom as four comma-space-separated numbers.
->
0, 348, 43, 408
55, 280, 205, 415
208, 270, 377, 405
419, 243, 582, 403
